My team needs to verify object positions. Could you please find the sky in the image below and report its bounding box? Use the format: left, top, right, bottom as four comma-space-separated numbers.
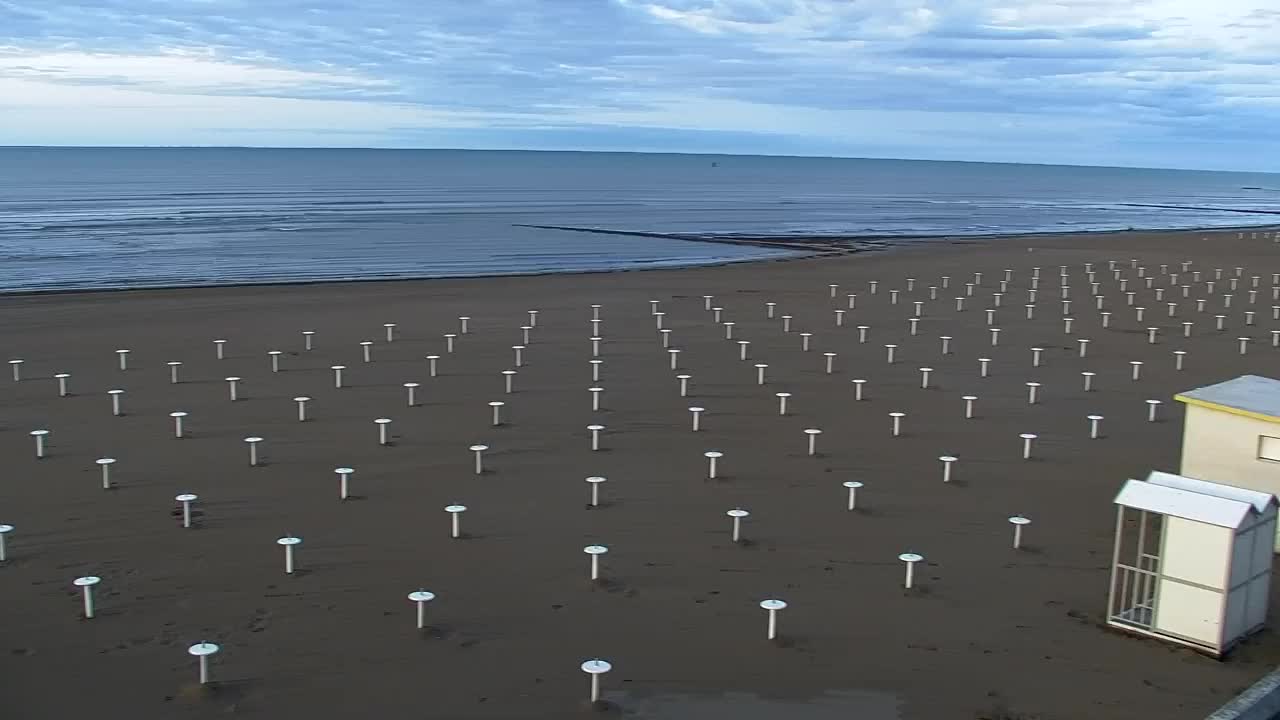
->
1, 0, 1278, 172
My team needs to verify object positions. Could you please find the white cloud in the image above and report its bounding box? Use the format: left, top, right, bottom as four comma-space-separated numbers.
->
0, 75, 539, 149
623, 0, 1280, 64
0, 0, 1276, 169
622, 0, 943, 40
0, 48, 389, 95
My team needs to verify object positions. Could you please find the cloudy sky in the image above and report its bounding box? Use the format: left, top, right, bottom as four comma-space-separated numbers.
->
2, 0, 1277, 171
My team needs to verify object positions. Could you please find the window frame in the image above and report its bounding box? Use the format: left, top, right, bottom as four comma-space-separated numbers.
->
1256, 435, 1280, 463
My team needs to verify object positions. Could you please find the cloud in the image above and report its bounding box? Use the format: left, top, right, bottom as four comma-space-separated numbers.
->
0, 48, 390, 96
0, 0, 1276, 171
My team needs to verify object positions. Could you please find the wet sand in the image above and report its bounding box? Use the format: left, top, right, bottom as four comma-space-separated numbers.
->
2, 229, 1279, 719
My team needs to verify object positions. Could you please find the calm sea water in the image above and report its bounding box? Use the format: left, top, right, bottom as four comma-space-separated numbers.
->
0, 147, 1276, 293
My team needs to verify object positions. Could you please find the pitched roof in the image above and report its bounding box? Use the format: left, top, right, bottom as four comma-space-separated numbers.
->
1175, 375, 1280, 421
1115, 478, 1255, 528
1146, 471, 1277, 514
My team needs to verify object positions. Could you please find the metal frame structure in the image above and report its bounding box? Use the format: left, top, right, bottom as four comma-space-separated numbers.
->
1107, 472, 1276, 657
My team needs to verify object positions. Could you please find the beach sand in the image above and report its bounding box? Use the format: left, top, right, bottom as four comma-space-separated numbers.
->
2, 229, 1279, 719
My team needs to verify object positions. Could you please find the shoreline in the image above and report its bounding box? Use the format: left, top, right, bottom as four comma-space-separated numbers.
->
519, 218, 1280, 251
5, 223, 1278, 299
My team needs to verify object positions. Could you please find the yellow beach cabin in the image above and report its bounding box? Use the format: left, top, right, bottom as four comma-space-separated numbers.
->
1176, 374, 1280, 550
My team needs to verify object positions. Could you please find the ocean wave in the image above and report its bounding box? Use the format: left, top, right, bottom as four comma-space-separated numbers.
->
2, 147, 1277, 292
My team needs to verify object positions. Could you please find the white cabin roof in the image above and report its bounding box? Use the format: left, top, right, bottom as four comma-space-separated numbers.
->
1175, 375, 1280, 421
1146, 471, 1277, 514
1115, 479, 1255, 529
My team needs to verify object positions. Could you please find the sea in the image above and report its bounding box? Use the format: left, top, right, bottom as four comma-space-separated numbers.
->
0, 147, 1276, 293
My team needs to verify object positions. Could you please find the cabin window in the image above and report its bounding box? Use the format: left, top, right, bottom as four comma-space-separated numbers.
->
1258, 436, 1280, 462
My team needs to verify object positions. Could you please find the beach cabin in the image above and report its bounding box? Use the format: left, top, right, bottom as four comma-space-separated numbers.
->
1176, 375, 1280, 550
1108, 472, 1276, 656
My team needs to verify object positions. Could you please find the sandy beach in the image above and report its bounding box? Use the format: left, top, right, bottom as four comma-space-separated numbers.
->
3, 228, 1280, 719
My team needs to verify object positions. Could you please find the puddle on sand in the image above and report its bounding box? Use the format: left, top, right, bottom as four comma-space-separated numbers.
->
603, 689, 902, 719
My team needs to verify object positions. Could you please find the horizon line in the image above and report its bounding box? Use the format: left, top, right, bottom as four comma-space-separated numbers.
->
1, 144, 1275, 176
